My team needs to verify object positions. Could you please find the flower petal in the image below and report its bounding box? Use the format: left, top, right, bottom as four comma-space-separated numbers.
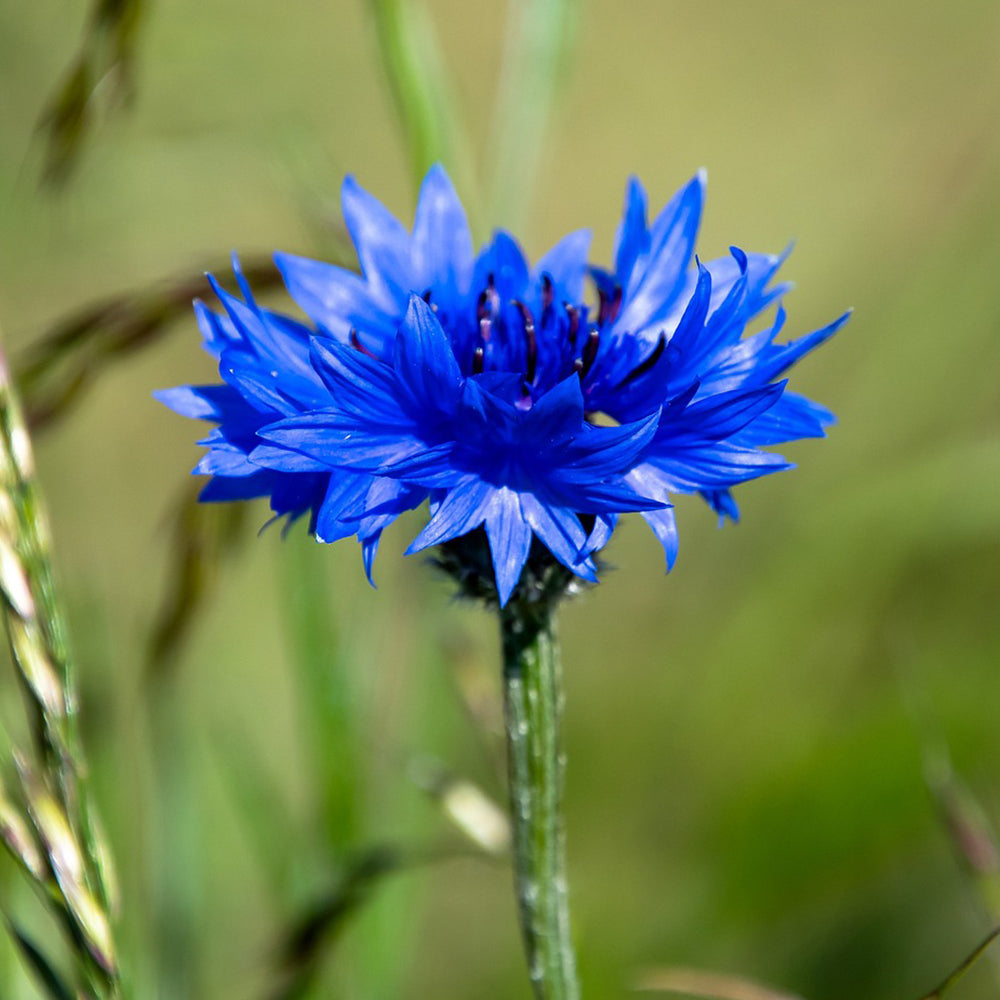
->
613, 176, 650, 287
406, 481, 494, 553
484, 488, 533, 606
535, 229, 592, 304
393, 295, 464, 416
412, 165, 474, 296
275, 251, 396, 349
519, 494, 598, 582
616, 170, 705, 333
341, 175, 412, 309
154, 385, 236, 421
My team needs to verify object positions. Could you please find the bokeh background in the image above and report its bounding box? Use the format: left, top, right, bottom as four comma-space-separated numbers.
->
2, 1, 1000, 997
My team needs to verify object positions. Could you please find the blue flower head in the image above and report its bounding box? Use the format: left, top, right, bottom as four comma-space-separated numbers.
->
158, 167, 847, 606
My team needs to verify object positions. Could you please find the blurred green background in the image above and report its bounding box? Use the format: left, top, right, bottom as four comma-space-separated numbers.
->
2, 0, 1000, 997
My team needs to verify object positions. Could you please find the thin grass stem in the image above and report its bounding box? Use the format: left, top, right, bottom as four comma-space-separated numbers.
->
488, 0, 576, 229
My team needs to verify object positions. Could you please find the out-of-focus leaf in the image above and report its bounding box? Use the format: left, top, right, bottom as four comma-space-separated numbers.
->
267, 846, 406, 1000
7, 921, 74, 1000
266, 839, 488, 1000
278, 540, 361, 855
924, 748, 1000, 919
144, 677, 203, 1000
213, 726, 300, 898
146, 481, 247, 679
918, 925, 1000, 1000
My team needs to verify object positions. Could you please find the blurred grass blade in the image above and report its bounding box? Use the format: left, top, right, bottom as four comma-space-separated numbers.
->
367, 0, 450, 185
367, 0, 478, 211
266, 839, 485, 1000
919, 925, 1000, 1000
213, 726, 299, 898
924, 748, 1000, 920
144, 674, 203, 1000
267, 846, 406, 1000
37, 0, 147, 186
147, 482, 247, 679
487, 0, 577, 228
18, 240, 352, 436
7, 921, 74, 1000
17, 255, 285, 433
278, 541, 360, 854
634, 967, 807, 1000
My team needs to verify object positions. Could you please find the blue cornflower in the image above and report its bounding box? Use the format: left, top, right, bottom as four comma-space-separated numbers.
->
578, 173, 849, 564
159, 167, 846, 605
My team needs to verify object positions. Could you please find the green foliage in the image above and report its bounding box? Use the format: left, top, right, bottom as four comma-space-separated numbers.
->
2, 0, 1000, 997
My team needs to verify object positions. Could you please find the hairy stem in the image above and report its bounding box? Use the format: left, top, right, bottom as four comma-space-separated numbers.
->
500, 600, 579, 1000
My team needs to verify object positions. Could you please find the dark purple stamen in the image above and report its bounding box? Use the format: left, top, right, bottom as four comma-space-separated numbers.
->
598, 284, 623, 326
514, 300, 538, 383
541, 274, 554, 311
422, 288, 438, 313
564, 304, 580, 345
472, 316, 491, 374
614, 332, 667, 390
580, 326, 601, 378
477, 273, 500, 321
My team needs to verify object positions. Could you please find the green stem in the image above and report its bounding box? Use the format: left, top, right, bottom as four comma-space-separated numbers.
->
488, 0, 576, 230
366, 0, 483, 234
369, 0, 443, 189
500, 600, 579, 1000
